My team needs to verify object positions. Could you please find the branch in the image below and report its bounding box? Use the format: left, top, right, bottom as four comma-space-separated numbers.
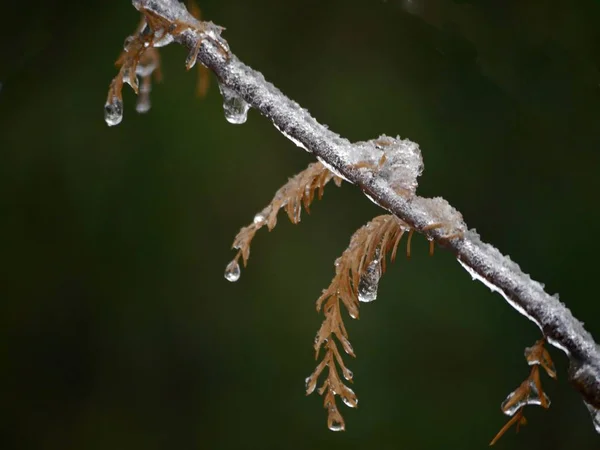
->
120, 0, 600, 432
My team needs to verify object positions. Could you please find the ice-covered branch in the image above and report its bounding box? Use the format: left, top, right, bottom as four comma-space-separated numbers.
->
123, 0, 600, 431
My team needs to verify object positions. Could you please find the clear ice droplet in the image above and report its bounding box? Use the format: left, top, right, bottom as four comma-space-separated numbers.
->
136, 96, 151, 113
104, 97, 123, 126
358, 257, 381, 303
253, 213, 265, 225
218, 83, 250, 124
224, 260, 241, 282
328, 421, 344, 432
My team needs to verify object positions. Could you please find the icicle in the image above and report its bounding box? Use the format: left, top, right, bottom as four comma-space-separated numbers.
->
224, 260, 241, 282
358, 256, 381, 303
104, 97, 123, 126
218, 83, 250, 124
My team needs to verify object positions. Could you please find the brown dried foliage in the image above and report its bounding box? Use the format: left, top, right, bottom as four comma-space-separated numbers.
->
106, 17, 163, 111
490, 338, 556, 445
226, 162, 342, 273
106, 0, 219, 117
306, 214, 412, 431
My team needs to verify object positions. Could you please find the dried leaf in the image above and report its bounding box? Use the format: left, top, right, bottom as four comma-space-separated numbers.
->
225, 162, 342, 280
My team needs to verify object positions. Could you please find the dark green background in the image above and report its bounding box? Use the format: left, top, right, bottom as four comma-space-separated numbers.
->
2, 0, 599, 448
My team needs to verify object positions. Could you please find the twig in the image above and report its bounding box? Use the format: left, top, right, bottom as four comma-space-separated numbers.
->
125, 0, 600, 429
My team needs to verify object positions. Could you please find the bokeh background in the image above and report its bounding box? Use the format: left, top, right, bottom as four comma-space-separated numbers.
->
2, 0, 600, 448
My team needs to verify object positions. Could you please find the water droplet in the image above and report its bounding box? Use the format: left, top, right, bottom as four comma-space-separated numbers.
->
358, 257, 381, 302
136, 62, 157, 78
104, 97, 123, 126
328, 421, 344, 432
123, 36, 135, 51
218, 83, 250, 124
253, 213, 265, 225
342, 367, 353, 381
136, 96, 151, 113
584, 400, 600, 433
341, 386, 358, 408
305, 375, 317, 395
224, 260, 241, 282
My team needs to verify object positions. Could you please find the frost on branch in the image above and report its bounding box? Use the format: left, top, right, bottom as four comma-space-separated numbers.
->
353, 135, 423, 197
224, 162, 342, 282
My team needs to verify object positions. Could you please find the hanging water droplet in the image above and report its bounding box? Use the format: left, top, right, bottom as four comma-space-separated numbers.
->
136, 96, 151, 113
218, 83, 250, 124
342, 367, 353, 381
104, 97, 123, 126
328, 421, 344, 432
136, 62, 157, 78
584, 401, 600, 433
305, 375, 317, 395
340, 335, 354, 356
340, 386, 358, 408
358, 257, 381, 302
224, 260, 241, 282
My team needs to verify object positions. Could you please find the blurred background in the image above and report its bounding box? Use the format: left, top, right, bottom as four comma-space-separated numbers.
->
2, 0, 600, 448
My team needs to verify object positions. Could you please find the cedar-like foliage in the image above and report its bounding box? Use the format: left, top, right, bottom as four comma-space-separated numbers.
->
105, 1, 600, 440
305, 214, 412, 431
224, 162, 342, 281
490, 339, 556, 445
105, 0, 216, 124
105, 17, 163, 117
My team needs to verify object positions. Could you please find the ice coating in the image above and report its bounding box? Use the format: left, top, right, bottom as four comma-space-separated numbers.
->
412, 196, 466, 236
124, 2, 600, 429
373, 135, 423, 195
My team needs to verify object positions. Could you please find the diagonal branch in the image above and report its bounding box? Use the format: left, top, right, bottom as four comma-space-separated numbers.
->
125, 0, 600, 431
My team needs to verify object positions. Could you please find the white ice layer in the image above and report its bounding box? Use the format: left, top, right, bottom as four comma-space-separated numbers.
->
351, 135, 423, 196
